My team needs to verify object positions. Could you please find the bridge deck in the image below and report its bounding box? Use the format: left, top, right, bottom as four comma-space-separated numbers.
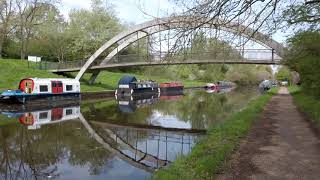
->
49, 59, 281, 73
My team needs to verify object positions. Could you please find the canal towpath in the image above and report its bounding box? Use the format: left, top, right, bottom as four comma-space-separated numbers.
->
217, 87, 320, 179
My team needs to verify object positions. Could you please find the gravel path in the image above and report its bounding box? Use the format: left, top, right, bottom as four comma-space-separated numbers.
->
216, 87, 320, 180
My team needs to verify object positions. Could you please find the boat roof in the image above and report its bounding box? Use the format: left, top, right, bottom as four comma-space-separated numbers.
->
21, 78, 79, 83
118, 75, 137, 85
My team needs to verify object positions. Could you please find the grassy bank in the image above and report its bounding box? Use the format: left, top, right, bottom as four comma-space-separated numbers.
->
0, 59, 205, 92
153, 88, 278, 180
288, 86, 320, 127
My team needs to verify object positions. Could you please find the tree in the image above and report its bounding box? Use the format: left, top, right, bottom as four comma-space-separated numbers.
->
67, 0, 121, 61
27, 4, 69, 61
282, 0, 320, 30
0, 0, 15, 58
276, 66, 291, 82
15, 0, 55, 59
285, 31, 320, 97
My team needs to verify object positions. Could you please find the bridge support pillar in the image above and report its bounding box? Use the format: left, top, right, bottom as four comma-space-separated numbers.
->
89, 71, 100, 85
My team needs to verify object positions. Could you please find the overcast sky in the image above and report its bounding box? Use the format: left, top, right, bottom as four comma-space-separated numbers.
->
59, 0, 175, 24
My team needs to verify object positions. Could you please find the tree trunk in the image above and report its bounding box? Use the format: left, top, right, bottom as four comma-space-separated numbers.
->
20, 40, 25, 60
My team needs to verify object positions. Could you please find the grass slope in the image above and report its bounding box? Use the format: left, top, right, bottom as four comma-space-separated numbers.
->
0, 59, 205, 92
152, 88, 278, 180
288, 86, 320, 127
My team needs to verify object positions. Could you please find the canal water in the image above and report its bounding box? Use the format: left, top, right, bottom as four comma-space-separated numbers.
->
0, 88, 260, 180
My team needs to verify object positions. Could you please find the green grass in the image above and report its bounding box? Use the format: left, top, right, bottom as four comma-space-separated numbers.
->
288, 86, 320, 127
0, 59, 206, 92
152, 88, 278, 180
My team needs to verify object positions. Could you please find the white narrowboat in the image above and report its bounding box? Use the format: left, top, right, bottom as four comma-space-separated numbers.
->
0, 78, 80, 104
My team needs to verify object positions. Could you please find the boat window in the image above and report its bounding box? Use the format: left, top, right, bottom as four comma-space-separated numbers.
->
66, 85, 73, 91
66, 109, 73, 115
52, 82, 56, 87
39, 85, 48, 92
58, 82, 63, 87
39, 112, 48, 119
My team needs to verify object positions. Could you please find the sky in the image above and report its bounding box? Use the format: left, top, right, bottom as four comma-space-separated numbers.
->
59, 0, 289, 43
59, 0, 175, 24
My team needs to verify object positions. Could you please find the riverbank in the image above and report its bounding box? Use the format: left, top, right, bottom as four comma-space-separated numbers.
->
0, 59, 206, 92
288, 86, 320, 127
152, 88, 278, 180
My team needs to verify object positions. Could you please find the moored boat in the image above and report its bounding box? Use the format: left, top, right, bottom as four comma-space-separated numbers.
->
0, 78, 80, 104
159, 82, 184, 93
115, 75, 159, 96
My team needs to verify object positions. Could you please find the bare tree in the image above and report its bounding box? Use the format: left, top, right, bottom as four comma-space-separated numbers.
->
169, 0, 283, 45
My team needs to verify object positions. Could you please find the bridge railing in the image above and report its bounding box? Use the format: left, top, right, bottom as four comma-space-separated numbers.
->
39, 49, 282, 71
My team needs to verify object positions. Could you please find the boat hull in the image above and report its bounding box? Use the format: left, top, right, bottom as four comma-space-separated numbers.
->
160, 87, 184, 93
116, 88, 160, 96
0, 93, 80, 104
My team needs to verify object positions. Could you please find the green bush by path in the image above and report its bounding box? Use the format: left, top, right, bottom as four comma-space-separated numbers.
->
288, 86, 320, 127
152, 88, 278, 180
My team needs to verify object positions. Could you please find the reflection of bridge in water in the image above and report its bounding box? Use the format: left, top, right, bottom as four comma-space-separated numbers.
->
79, 113, 205, 173
1, 101, 205, 173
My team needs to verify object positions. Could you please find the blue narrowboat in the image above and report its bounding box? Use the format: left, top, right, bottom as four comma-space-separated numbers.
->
115, 76, 160, 96
0, 78, 80, 104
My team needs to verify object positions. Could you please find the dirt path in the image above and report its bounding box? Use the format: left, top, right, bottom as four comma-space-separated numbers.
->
216, 87, 320, 180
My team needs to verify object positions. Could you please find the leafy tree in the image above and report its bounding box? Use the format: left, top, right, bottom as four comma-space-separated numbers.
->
67, 0, 121, 60
15, 0, 56, 59
27, 3, 69, 61
286, 31, 320, 97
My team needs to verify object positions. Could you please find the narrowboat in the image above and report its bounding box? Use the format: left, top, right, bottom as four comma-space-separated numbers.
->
0, 78, 80, 104
159, 82, 184, 93
115, 75, 159, 96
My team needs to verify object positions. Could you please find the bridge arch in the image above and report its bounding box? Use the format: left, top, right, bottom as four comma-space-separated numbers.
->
75, 16, 284, 81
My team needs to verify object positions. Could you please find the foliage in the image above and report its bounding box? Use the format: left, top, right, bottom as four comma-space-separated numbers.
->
285, 31, 320, 97
67, 1, 121, 60
1, 0, 121, 62
288, 86, 320, 127
152, 88, 278, 180
226, 65, 272, 85
275, 66, 291, 82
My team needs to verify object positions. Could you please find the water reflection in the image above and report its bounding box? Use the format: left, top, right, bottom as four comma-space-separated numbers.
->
0, 88, 259, 179
116, 91, 183, 113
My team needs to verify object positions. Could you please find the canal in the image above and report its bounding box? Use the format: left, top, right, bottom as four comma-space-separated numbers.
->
0, 88, 260, 180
